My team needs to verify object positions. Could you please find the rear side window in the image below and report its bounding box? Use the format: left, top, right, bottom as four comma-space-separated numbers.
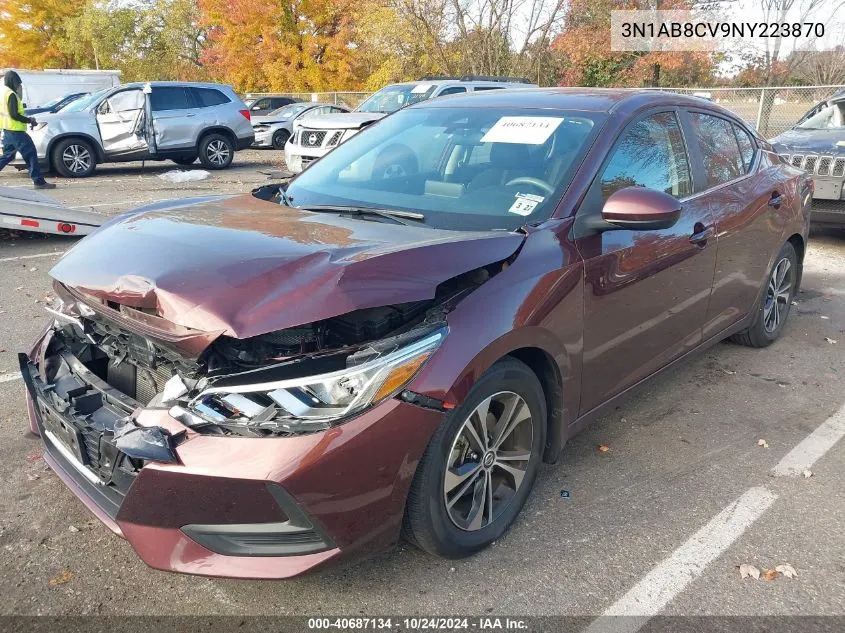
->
150, 87, 191, 111
690, 112, 744, 188
191, 88, 230, 107
438, 87, 467, 96
473, 86, 504, 91
600, 111, 692, 200
732, 124, 756, 172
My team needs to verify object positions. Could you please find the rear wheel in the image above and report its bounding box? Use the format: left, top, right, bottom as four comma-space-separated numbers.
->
403, 358, 546, 558
51, 138, 96, 178
731, 241, 798, 347
198, 133, 234, 169
272, 130, 290, 150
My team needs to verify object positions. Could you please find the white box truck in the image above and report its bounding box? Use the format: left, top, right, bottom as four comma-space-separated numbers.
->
1, 68, 121, 108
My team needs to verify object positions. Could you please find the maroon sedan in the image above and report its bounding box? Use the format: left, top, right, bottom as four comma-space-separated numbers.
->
21, 89, 811, 578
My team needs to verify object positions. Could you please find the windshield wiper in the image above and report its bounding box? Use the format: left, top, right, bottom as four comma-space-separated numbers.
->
299, 205, 425, 225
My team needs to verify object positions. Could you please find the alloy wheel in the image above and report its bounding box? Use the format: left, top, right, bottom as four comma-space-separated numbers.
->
443, 391, 534, 531
764, 256, 792, 333
206, 139, 231, 166
62, 144, 92, 174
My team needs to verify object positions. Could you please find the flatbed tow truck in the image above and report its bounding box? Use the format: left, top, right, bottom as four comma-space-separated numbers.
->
0, 187, 103, 236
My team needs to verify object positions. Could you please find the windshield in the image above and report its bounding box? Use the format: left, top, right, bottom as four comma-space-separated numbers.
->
797, 102, 845, 129
60, 88, 111, 113
39, 95, 69, 108
268, 103, 311, 119
286, 106, 603, 231
356, 84, 438, 114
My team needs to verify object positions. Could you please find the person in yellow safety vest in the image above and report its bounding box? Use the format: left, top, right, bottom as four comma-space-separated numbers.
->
0, 70, 55, 189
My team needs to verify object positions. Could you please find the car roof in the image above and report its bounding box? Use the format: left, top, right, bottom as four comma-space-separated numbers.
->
388, 79, 533, 88
119, 81, 235, 91
413, 87, 741, 116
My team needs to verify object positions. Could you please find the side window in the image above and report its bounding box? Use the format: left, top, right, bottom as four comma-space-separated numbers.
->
104, 90, 144, 114
600, 111, 692, 200
329, 106, 346, 113
732, 123, 756, 172
252, 99, 270, 111
438, 87, 467, 96
690, 112, 744, 188
191, 88, 229, 107
150, 87, 191, 111
473, 86, 504, 91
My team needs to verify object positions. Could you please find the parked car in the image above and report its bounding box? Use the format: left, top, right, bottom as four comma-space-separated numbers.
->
22, 81, 254, 177
769, 89, 845, 225
243, 95, 301, 116
24, 92, 88, 116
21, 88, 810, 579
284, 75, 536, 172
252, 102, 349, 150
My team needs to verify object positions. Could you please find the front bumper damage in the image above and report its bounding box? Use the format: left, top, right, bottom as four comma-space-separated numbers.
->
22, 322, 446, 578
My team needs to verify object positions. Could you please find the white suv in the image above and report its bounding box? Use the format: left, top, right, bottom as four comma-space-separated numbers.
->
284, 76, 536, 173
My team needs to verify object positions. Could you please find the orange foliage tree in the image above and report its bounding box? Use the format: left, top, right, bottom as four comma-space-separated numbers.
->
552, 0, 718, 87
198, 0, 364, 92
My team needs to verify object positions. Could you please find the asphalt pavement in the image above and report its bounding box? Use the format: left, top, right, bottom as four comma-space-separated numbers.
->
0, 154, 843, 624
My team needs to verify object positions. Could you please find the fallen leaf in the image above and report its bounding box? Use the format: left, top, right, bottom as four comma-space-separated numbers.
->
26, 453, 42, 462
48, 569, 72, 586
824, 337, 837, 344
775, 564, 798, 578
597, 444, 610, 453
68, 525, 79, 533
758, 439, 769, 448
802, 469, 813, 478
739, 563, 760, 579
761, 568, 778, 581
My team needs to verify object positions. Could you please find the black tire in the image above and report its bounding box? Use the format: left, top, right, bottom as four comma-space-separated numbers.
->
198, 133, 234, 170
51, 138, 96, 178
403, 357, 546, 558
272, 130, 290, 150
172, 155, 197, 166
731, 241, 798, 347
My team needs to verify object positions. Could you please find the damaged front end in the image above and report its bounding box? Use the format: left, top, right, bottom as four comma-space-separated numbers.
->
27, 257, 504, 458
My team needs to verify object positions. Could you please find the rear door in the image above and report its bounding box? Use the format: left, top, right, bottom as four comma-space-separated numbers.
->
684, 109, 793, 339
575, 109, 717, 414
149, 86, 197, 151
95, 89, 149, 159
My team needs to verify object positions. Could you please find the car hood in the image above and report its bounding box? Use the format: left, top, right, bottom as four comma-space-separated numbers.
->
49, 194, 524, 339
770, 128, 845, 154
36, 110, 94, 127
298, 112, 387, 130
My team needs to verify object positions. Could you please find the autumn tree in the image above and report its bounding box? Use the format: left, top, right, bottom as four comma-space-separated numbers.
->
0, 0, 87, 68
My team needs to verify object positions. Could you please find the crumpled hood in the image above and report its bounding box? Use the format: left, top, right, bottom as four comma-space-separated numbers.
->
770, 128, 845, 155
297, 112, 386, 130
49, 194, 524, 339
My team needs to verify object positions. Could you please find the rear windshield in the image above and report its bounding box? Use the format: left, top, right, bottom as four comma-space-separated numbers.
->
286, 106, 604, 232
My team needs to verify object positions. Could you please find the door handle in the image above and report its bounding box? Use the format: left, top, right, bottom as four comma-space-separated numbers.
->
689, 224, 715, 245
768, 192, 784, 207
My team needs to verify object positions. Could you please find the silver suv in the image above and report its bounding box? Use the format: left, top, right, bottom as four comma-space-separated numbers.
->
284, 76, 537, 172
27, 81, 254, 177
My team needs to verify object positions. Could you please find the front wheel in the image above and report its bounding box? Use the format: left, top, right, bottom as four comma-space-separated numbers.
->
51, 138, 96, 178
403, 358, 546, 558
198, 133, 234, 169
272, 130, 290, 150
731, 241, 798, 347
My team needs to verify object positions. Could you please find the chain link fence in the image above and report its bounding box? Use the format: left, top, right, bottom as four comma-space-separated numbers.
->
246, 85, 843, 139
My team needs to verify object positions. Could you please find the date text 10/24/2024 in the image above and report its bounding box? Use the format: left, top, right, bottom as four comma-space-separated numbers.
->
307, 617, 530, 630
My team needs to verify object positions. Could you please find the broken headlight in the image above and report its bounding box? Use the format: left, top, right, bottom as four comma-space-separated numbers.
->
185, 329, 444, 434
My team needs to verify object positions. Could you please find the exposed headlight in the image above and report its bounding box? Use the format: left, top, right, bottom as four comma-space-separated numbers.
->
185, 329, 444, 434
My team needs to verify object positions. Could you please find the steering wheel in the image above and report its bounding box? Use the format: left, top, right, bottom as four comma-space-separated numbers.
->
505, 176, 555, 195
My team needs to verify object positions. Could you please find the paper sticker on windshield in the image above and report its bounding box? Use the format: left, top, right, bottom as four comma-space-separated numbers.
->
411, 84, 433, 94
481, 116, 563, 145
837, 140, 845, 147
509, 193, 543, 216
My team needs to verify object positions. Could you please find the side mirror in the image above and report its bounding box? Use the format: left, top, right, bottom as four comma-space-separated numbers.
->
600, 186, 682, 231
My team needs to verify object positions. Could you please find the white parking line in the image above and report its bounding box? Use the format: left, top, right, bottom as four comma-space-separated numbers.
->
0, 251, 65, 263
0, 373, 22, 384
772, 403, 845, 476
584, 400, 845, 632
584, 487, 777, 633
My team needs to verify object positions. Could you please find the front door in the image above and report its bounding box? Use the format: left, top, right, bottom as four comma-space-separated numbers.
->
96, 89, 148, 159
575, 110, 717, 414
